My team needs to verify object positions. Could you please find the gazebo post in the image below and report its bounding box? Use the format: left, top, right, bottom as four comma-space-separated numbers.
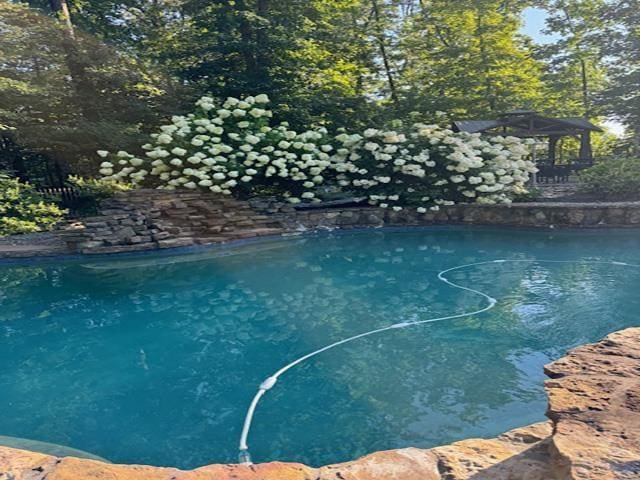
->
548, 135, 559, 165
579, 131, 593, 164
529, 141, 538, 187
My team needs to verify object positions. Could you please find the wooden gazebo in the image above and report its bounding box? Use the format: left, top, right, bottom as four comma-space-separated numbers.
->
452, 110, 602, 166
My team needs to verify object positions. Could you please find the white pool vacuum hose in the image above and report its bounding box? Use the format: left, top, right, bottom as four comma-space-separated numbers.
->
237, 258, 636, 464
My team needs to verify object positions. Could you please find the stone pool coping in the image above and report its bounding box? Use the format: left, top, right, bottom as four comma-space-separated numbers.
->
2, 190, 640, 259
1, 327, 639, 480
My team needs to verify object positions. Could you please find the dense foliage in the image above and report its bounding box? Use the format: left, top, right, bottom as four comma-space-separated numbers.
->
66, 175, 133, 214
332, 124, 534, 209
0, 2, 189, 174
397, 1, 547, 117
0, 175, 65, 236
1, 0, 637, 178
579, 158, 640, 199
98, 95, 535, 210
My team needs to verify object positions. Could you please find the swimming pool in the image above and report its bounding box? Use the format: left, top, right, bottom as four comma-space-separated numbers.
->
1, 227, 639, 468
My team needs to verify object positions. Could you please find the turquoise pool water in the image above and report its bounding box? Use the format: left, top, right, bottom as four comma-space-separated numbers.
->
1, 227, 639, 468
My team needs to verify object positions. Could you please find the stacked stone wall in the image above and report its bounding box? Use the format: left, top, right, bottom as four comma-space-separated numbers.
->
28, 190, 640, 255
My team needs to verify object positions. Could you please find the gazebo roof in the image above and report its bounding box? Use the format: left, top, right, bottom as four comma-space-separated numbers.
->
452, 111, 602, 137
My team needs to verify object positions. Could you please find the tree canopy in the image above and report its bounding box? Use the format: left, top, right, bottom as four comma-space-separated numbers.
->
1, 0, 638, 177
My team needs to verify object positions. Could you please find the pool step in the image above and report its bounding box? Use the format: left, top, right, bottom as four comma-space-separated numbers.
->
0, 435, 109, 463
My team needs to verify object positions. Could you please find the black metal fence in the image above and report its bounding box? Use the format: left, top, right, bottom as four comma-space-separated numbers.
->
35, 185, 82, 210
535, 160, 594, 183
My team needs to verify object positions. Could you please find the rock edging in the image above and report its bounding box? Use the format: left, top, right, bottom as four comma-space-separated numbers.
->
1, 328, 638, 479
545, 328, 640, 479
2, 190, 640, 258
56, 196, 640, 256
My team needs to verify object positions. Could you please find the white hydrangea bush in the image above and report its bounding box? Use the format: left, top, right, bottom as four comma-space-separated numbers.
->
97, 94, 334, 203
97, 94, 536, 209
331, 124, 537, 212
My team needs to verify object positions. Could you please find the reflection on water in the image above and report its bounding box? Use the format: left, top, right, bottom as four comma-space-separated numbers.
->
1, 227, 639, 468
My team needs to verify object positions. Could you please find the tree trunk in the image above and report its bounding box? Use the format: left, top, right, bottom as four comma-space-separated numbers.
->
579, 57, 590, 117
49, 0, 75, 37
236, 0, 259, 84
560, 5, 590, 117
476, 9, 496, 112
548, 136, 559, 165
371, 0, 399, 106
255, 0, 270, 86
579, 130, 593, 162
49, 0, 99, 122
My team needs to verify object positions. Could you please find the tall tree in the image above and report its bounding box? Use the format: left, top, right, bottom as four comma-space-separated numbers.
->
370, 0, 400, 106
48, 0, 100, 121
397, 0, 546, 119
598, 0, 640, 152
6, 0, 635, 168
0, 1, 184, 174
535, 0, 609, 118
52, 0, 378, 129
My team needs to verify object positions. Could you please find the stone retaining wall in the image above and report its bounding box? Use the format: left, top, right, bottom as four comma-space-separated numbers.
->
2, 190, 639, 258
53, 190, 640, 255
58, 190, 286, 254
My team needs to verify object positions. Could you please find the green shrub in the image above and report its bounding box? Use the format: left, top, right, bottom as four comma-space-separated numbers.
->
67, 175, 134, 214
96, 94, 536, 210
579, 158, 640, 199
512, 187, 541, 202
68, 175, 133, 198
0, 176, 66, 236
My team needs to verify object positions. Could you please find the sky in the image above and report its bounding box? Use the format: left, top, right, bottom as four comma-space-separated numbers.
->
521, 7, 560, 45
520, 7, 625, 136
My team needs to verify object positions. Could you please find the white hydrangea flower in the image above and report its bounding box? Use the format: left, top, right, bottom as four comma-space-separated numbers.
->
97, 92, 534, 206
249, 108, 265, 118
157, 134, 173, 144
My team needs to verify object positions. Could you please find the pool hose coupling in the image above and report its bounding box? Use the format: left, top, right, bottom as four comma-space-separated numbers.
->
259, 376, 277, 391
390, 321, 412, 329
238, 448, 252, 465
